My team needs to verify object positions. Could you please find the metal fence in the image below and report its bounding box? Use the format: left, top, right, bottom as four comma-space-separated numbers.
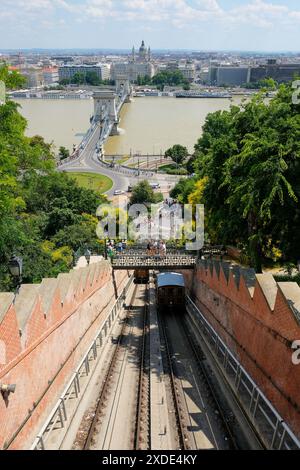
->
112, 254, 197, 270
186, 296, 300, 450
30, 275, 134, 450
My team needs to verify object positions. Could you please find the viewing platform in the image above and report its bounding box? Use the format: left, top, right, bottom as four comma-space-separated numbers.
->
111, 253, 197, 270
110, 245, 226, 270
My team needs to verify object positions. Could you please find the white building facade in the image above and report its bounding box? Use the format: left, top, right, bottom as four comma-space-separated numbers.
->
111, 41, 155, 82
58, 64, 111, 82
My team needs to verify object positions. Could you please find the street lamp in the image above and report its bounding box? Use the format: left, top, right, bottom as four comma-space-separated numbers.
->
8, 255, 23, 291
104, 239, 108, 260
73, 248, 81, 267
84, 249, 91, 265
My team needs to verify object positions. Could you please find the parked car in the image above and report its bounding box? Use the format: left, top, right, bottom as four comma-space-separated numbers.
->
114, 189, 125, 195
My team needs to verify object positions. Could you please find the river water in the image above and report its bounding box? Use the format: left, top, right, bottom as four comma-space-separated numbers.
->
15, 96, 245, 154
15, 98, 94, 153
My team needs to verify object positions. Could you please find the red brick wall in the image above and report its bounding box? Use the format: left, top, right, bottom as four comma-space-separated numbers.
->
0, 307, 21, 367
189, 262, 300, 438
0, 262, 130, 449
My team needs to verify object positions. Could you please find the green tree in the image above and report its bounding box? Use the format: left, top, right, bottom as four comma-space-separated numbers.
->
72, 72, 85, 85
130, 180, 162, 205
243, 78, 278, 90
0, 63, 26, 89
86, 71, 101, 86
171, 83, 300, 272
165, 145, 189, 167
136, 75, 152, 86
59, 78, 70, 86
59, 146, 70, 160
0, 80, 108, 289
151, 70, 188, 90
170, 177, 196, 204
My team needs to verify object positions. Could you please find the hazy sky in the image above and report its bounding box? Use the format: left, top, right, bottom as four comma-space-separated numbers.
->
0, 0, 300, 51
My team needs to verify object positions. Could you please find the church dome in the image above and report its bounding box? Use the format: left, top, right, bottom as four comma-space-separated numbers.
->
139, 40, 146, 53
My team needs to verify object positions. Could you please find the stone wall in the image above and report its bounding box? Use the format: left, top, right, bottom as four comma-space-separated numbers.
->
0, 260, 130, 449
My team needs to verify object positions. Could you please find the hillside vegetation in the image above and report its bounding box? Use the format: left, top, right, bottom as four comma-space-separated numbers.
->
0, 65, 107, 290
171, 83, 300, 272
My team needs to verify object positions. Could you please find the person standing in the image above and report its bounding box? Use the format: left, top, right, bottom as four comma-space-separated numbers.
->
107, 245, 114, 262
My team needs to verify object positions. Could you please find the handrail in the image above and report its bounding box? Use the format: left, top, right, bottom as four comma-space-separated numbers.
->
186, 295, 300, 450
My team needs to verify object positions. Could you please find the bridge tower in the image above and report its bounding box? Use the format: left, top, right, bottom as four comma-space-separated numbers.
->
115, 76, 132, 102
93, 90, 119, 136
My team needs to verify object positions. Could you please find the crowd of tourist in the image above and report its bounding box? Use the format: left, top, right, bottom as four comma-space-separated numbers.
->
105, 239, 168, 260
146, 240, 167, 256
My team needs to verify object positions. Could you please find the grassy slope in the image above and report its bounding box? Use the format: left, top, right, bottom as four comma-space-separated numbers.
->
68, 172, 113, 194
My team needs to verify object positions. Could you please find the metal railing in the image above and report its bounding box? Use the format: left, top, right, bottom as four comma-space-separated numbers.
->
112, 254, 197, 270
30, 275, 134, 450
114, 248, 194, 256
186, 296, 300, 450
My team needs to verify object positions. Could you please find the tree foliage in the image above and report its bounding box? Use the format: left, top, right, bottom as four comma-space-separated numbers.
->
243, 78, 278, 90
135, 71, 190, 90
59, 73, 114, 87
0, 63, 26, 89
130, 180, 163, 205
165, 145, 189, 166
59, 146, 70, 160
152, 70, 189, 89
0, 71, 108, 290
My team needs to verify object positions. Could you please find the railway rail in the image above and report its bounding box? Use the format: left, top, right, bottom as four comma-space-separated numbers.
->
158, 312, 190, 450
80, 284, 150, 450
157, 308, 234, 450
82, 309, 130, 449
180, 315, 238, 449
134, 286, 150, 450
32, 270, 300, 451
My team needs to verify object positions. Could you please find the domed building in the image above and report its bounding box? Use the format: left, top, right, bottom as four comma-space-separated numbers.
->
112, 40, 155, 83
132, 40, 151, 63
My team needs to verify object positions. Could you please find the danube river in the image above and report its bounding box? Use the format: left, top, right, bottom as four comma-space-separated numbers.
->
15, 98, 94, 152
16, 96, 245, 154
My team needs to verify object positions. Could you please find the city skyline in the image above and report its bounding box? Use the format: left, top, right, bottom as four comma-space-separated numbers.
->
0, 0, 300, 52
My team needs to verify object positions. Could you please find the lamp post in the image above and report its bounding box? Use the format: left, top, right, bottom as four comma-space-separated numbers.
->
73, 248, 81, 267
104, 239, 108, 260
84, 249, 91, 265
8, 255, 23, 298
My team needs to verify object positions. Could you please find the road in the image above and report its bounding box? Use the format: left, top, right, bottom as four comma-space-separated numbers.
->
58, 123, 181, 199
59, 125, 129, 197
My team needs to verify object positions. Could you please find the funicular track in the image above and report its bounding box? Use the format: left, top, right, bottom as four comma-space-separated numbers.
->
157, 308, 236, 450
81, 283, 150, 450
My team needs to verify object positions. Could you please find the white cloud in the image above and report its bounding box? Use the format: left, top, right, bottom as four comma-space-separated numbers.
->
80, 0, 300, 30
1, 0, 300, 38
194, 0, 221, 12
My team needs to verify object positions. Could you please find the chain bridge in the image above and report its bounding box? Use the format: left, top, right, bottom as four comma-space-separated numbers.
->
93, 75, 132, 140
62, 76, 133, 163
